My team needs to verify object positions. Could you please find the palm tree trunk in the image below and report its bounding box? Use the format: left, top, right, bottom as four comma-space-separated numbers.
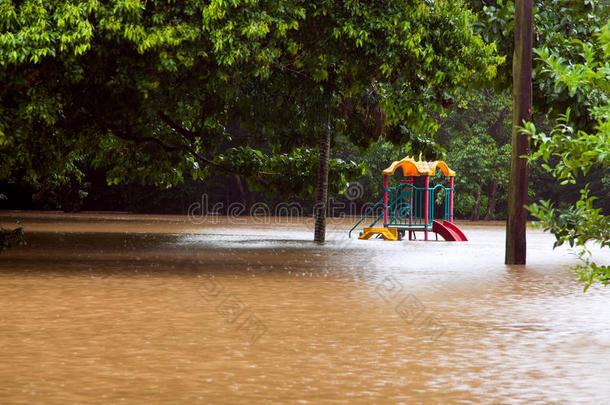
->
314, 124, 331, 243
506, 0, 533, 264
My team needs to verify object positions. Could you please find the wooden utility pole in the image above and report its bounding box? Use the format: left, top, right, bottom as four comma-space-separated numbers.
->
505, 0, 533, 264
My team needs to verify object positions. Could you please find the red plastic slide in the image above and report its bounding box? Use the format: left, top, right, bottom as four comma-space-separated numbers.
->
432, 220, 468, 241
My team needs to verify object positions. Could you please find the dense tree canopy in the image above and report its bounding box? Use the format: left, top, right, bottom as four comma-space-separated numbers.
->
0, 0, 500, 209
469, 0, 609, 129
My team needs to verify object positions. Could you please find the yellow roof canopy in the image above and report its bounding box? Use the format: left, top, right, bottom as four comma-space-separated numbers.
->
382, 155, 455, 177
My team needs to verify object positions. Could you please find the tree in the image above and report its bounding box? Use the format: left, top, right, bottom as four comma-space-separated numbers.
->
0, 0, 362, 209
0, 1, 501, 242
200, 0, 502, 241
522, 21, 610, 290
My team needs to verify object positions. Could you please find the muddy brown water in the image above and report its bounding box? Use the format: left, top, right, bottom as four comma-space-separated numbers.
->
1, 212, 609, 404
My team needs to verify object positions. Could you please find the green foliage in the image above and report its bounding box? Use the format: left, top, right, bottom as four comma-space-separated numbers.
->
469, 0, 610, 129
528, 189, 609, 251
574, 253, 610, 292
524, 22, 610, 290
527, 190, 609, 290
216, 145, 362, 199
524, 111, 609, 185
0, 0, 313, 193
436, 90, 512, 219
0, 0, 501, 205
349, 139, 413, 202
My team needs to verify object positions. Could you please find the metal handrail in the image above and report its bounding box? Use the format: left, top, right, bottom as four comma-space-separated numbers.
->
429, 184, 453, 222
348, 197, 384, 238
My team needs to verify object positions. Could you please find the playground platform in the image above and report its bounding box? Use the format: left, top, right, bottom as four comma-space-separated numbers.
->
349, 155, 468, 242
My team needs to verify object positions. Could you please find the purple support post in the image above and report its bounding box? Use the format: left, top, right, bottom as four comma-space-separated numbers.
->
449, 176, 454, 223
383, 175, 389, 227
424, 175, 430, 241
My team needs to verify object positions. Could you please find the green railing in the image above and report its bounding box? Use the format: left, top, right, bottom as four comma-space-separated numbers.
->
348, 197, 384, 238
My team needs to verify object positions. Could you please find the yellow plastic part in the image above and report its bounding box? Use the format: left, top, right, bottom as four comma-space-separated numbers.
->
382, 154, 456, 177
359, 227, 399, 241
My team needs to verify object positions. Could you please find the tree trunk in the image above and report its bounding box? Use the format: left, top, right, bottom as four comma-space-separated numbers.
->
314, 124, 331, 243
234, 174, 249, 211
241, 176, 252, 210
61, 174, 81, 212
506, 0, 533, 264
470, 187, 481, 221
484, 178, 498, 220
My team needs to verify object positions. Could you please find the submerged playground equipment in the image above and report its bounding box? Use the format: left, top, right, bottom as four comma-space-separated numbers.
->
349, 155, 468, 242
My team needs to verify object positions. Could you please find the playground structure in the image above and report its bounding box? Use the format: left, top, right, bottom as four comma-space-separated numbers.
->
349, 155, 467, 242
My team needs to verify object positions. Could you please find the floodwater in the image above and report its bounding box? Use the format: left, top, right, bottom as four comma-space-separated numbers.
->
1, 212, 609, 404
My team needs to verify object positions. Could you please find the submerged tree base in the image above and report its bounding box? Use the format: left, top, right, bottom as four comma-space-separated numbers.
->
0, 222, 26, 253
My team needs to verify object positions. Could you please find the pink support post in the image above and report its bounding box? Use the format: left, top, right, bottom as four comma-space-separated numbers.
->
424, 175, 430, 241
383, 175, 389, 227
408, 176, 414, 238
449, 176, 454, 223
409, 175, 414, 215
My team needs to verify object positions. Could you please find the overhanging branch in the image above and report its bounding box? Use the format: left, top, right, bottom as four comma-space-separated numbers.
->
157, 111, 197, 142
110, 127, 236, 174
110, 126, 282, 179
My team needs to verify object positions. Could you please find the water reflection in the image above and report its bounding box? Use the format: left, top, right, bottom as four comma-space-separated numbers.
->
0, 214, 609, 404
